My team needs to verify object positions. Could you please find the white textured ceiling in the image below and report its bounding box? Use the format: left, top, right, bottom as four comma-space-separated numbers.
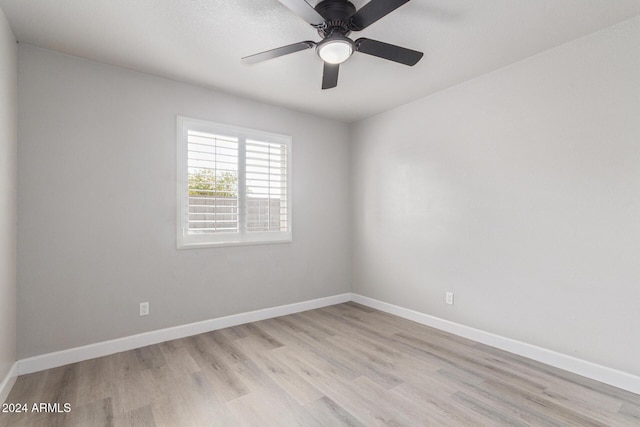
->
1, 0, 640, 122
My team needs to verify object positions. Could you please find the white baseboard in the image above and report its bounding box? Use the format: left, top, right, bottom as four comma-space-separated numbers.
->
0, 362, 18, 404
18, 293, 351, 375
351, 293, 640, 395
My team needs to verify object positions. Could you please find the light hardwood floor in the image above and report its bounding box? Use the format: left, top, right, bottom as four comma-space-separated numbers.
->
1, 302, 639, 426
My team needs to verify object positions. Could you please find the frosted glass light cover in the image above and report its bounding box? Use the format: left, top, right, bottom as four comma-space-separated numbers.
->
318, 40, 353, 64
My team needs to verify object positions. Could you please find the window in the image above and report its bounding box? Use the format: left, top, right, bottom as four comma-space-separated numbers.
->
177, 116, 291, 248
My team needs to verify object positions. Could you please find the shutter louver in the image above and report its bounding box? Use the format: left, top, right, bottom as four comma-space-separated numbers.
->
245, 140, 288, 232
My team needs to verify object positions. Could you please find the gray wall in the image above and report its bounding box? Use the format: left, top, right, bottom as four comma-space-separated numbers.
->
351, 16, 640, 375
0, 8, 16, 387
17, 44, 351, 358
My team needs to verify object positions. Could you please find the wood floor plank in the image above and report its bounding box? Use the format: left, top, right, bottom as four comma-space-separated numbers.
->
157, 340, 200, 379
72, 356, 113, 408
112, 405, 156, 427
480, 378, 611, 427
227, 359, 321, 426
391, 380, 492, 426
474, 340, 640, 406
326, 329, 444, 383
109, 367, 149, 417
619, 401, 640, 422
61, 397, 114, 427
259, 318, 364, 381
206, 329, 249, 364
324, 336, 405, 390
2, 302, 638, 426
198, 357, 250, 402
236, 323, 284, 349
350, 376, 437, 424
234, 337, 324, 405
303, 396, 365, 427
437, 369, 568, 427
393, 331, 550, 393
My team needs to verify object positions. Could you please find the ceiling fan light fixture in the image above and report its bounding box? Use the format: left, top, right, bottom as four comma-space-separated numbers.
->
317, 36, 354, 64
242, 0, 424, 89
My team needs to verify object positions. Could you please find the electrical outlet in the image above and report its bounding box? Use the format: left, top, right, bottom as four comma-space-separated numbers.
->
445, 292, 454, 305
139, 301, 149, 316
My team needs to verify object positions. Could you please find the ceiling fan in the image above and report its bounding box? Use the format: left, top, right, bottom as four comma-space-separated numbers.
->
242, 0, 423, 89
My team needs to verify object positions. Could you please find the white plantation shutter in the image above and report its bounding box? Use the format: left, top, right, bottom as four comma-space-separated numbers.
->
187, 131, 239, 233
246, 140, 288, 233
177, 116, 292, 248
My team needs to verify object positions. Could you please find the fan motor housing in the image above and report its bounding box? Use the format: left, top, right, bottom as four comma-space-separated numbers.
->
315, 0, 356, 21
315, 0, 356, 37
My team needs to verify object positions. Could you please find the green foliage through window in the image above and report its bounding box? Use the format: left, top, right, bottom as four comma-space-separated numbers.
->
188, 169, 238, 197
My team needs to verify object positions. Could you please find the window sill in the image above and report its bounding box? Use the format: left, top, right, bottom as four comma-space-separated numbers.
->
176, 234, 292, 249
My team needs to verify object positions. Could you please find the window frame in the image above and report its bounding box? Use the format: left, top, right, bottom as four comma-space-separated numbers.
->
176, 116, 292, 249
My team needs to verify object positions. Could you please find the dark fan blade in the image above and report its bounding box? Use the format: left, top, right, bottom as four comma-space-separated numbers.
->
355, 38, 423, 66
322, 63, 339, 89
278, 0, 326, 26
242, 41, 315, 65
349, 0, 409, 30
